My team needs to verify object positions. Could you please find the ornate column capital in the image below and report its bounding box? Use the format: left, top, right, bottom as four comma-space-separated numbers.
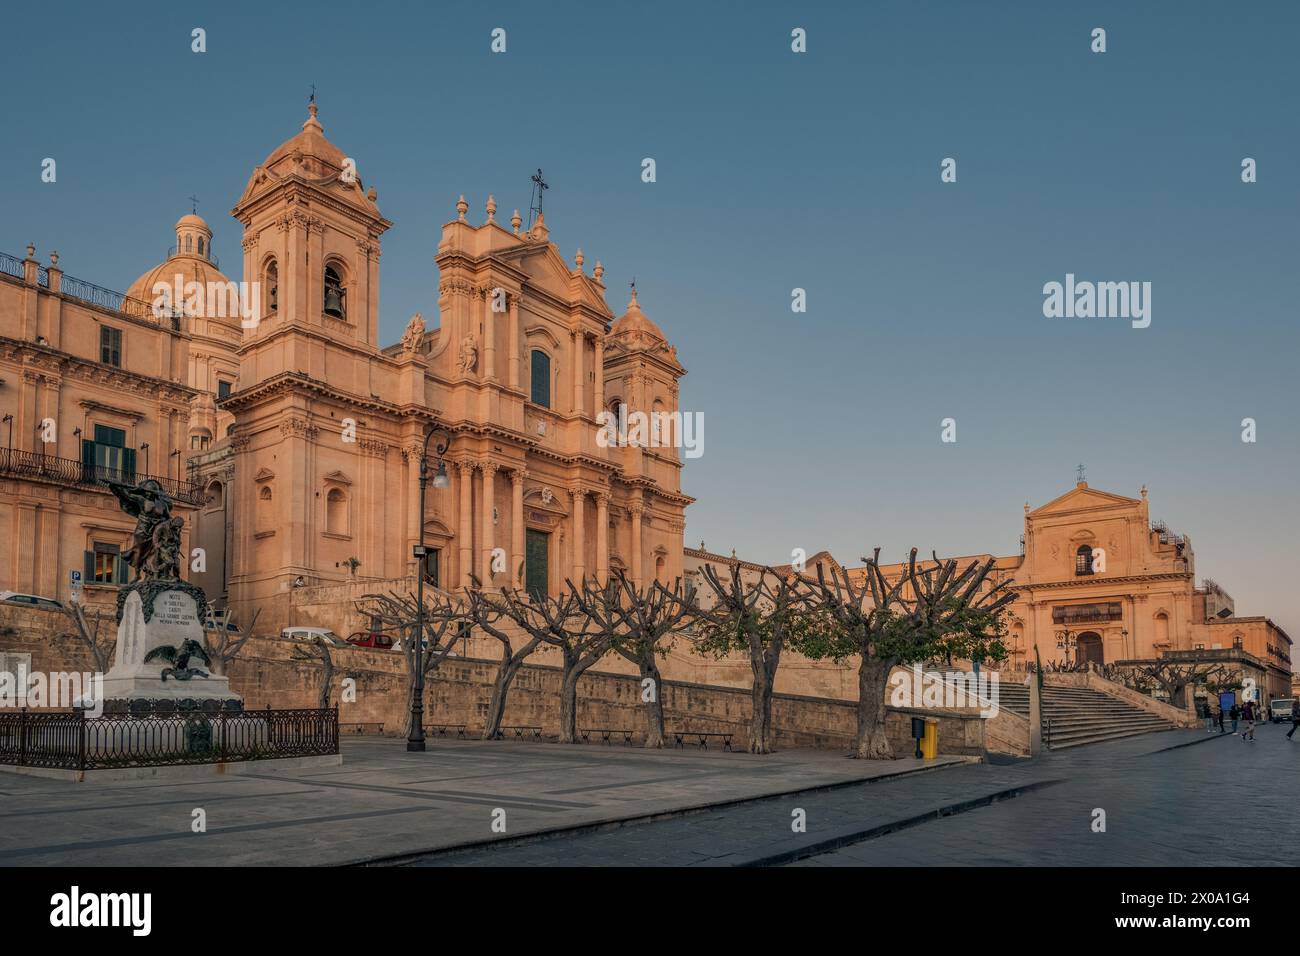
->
511, 467, 528, 487
456, 459, 477, 476
480, 461, 500, 478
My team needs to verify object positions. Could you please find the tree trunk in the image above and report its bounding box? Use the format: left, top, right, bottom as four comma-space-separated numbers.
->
748, 643, 781, 754
639, 653, 666, 749
559, 667, 581, 744
318, 655, 334, 710
483, 654, 523, 739
856, 657, 895, 759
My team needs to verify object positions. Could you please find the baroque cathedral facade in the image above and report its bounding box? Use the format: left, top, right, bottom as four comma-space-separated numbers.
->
0, 103, 691, 631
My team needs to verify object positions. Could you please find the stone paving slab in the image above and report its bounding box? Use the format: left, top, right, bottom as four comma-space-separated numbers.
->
400, 728, 1234, 866
0, 737, 967, 866
790, 724, 1294, 867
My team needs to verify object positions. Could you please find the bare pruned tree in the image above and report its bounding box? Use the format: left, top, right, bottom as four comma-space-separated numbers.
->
203, 608, 260, 677
694, 564, 813, 754
291, 635, 336, 709
463, 580, 544, 740
492, 581, 613, 744
60, 602, 115, 674
607, 572, 698, 749
1119, 659, 1229, 709
357, 590, 466, 737
806, 549, 1016, 759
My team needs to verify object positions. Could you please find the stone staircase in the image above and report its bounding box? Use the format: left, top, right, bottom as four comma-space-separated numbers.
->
997, 680, 1176, 750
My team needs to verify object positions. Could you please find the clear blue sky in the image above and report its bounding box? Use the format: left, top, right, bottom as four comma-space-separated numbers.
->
3, 1, 1298, 635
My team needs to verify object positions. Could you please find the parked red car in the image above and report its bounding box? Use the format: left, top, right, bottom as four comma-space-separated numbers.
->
346, 631, 395, 650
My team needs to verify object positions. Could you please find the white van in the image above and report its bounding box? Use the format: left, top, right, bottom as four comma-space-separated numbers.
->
1269, 699, 1296, 723
281, 627, 349, 648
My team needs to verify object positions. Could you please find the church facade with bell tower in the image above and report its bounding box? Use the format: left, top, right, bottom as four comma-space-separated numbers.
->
178, 103, 692, 627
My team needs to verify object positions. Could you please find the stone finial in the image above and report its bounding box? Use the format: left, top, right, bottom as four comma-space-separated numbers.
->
511, 209, 522, 235
367, 186, 377, 201
593, 260, 604, 281
49, 250, 59, 267
1024, 501, 1030, 514
575, 248, 584, 269
25, 243, 35, 259
486, 194, 497, 223
456, 194, 469, 221
1141, 484, 1148, 499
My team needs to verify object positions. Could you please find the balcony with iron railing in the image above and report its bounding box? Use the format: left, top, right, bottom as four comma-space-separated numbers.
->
0, 448, 205, 506
0, 249, 183, 329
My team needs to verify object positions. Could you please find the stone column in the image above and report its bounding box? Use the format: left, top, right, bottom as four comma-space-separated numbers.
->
629, 502, 643, 587
508, 295, 520, 390
572, 329, 584, 415
511, 469, 526, 589
595, 492, 610, 583
405, 444, 422, 574
480, 462, 498, 586
458, 460, 474, 588
570, 488, 586, 582
593, 336, 604, 413
484, 289, 497, 382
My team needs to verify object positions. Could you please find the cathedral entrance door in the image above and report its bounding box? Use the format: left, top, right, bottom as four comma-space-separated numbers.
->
525, 529, 550, 600
1075, 631, 1104, 668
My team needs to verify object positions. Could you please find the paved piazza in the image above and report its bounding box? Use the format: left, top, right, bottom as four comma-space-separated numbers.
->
2, 725, 1291, 867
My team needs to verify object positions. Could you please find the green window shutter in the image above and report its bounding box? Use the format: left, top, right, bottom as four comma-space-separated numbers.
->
83, 550, 95, 582
81, 438, 96, 482
122, 447, 137, 482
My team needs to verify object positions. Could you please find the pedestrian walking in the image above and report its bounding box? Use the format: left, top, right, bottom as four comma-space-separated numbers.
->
1241, 700, 1256, 741
1203, 700, 1216, 732
1287, 705, 1299, 740
1230, 703, 1240, 733
1217, 706, 1226, 734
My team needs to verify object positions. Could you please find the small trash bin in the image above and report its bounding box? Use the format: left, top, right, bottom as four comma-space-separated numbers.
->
920, 718, 939, 759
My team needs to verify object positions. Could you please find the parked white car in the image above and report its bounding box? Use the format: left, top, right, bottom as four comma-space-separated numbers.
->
0, 591, 64, 611
281, 627, 349, 648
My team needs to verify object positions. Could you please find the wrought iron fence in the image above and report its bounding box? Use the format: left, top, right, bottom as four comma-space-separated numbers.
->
0, 448, 205, 505
0, 251, 24, 280
59, 272, 179, 326
0, 707, 338, 771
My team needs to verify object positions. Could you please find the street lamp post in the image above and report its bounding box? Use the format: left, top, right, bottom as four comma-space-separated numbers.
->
409, 422, 451, 752
1055, 628, 1076, 667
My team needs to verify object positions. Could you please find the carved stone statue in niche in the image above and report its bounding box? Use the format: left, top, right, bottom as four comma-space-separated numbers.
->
459, 334, 478, 373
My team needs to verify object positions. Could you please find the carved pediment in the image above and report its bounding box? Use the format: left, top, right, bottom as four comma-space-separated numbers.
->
1029, 485, 1140, 518
253, 467, 276, 483
322, 469, 352, 486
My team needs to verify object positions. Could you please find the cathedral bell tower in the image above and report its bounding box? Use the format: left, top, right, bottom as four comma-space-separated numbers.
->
232, 102, 392, 385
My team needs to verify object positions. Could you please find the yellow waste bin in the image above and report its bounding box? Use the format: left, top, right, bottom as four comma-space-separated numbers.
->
920, 718, 939, 759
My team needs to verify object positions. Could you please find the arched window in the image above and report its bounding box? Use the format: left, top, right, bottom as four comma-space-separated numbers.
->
264, 259, 278, 314
185, 235, 192, 252
324, 265, 346, 319
198, 237, 205, 258
326, 488, 348, 536
655, 554, 666, 583
530, 350, 551, 407
1075, 544, 1094, 576
1232, 633, 1244, 650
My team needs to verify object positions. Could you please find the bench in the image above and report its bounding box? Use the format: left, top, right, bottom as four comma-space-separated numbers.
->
425, 723, 468, 738
340, 722, 385, 736
671, 730, 736, 751
495, 725, 543, 740
579, 727, 634, 746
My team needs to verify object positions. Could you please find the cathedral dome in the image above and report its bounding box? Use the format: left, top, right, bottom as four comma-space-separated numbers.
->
610, 287, 666, 343
125, 212, 238, 324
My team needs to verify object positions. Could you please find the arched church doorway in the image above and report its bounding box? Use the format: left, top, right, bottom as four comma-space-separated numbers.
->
1075, 631, 1104, 668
